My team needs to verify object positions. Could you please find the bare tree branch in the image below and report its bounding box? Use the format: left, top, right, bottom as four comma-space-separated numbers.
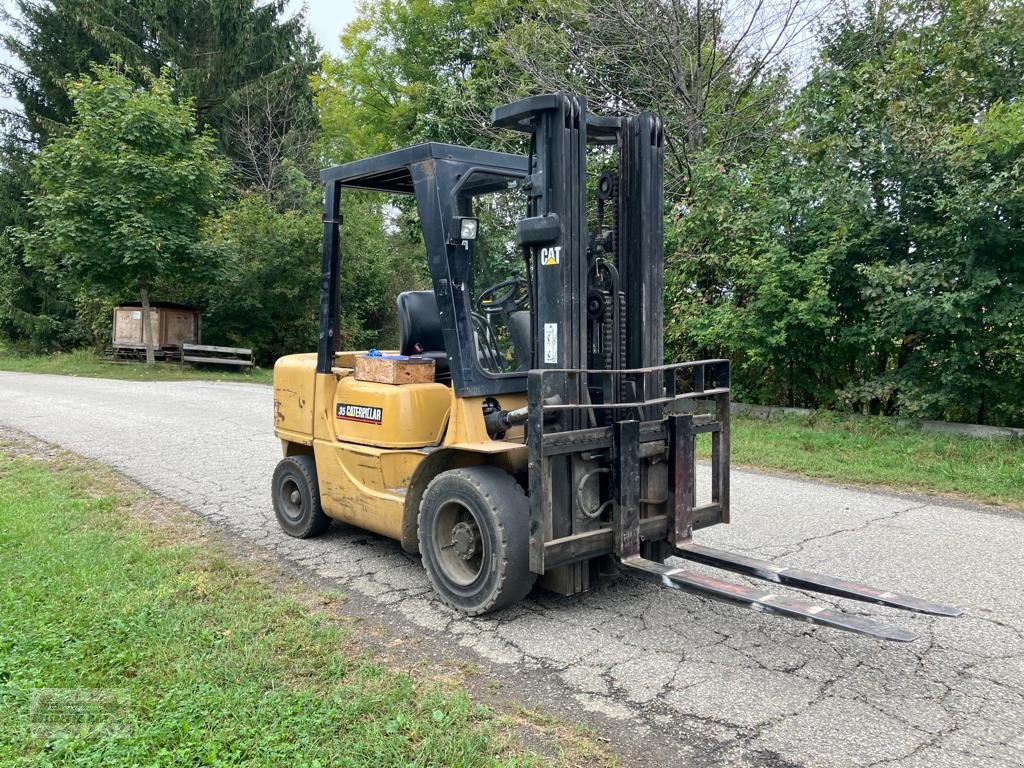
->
225, 67, 317, 200
496, 0, 833, 198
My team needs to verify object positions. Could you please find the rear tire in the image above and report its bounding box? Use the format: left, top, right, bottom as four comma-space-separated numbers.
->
418, 466, 535, 615
272, 455, 331, 538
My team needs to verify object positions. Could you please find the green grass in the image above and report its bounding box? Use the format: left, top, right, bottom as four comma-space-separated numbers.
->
0, 347, 272, 384
0, 450, 597, 767
715, 412, 1024, 511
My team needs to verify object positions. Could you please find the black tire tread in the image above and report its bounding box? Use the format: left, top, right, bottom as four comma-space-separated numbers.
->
418, 465, 534, 615
272, 454, 331, 539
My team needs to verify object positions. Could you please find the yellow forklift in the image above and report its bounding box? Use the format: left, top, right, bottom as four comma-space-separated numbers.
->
272, 93, 960, 640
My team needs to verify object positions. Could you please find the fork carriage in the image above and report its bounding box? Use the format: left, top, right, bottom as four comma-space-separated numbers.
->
527, 359, 731, 575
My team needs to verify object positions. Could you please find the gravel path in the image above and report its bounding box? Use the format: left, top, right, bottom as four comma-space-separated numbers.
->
1, 371, 1020, 767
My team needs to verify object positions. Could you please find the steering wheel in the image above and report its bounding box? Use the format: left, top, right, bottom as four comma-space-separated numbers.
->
476, 275, 529, 315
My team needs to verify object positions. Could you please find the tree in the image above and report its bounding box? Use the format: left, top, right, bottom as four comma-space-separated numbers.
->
191, 190, 428, 365
0, 1, 316, 353
793, 0, 1024, 424
0, 119, 85, 351
0, 1, 151, 142
23, 64, 226, 364
315, 0, 539, 163
1, 0, 311, 148
610, 0, 1024, 425
497, 0, 819, 195
196, 193, 322, 363
224, 42, 320, 205
150, 0, 312, 141
664, 146, 843, 408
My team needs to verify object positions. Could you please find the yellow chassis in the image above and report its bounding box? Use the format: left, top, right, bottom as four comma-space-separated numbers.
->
273, 352, 526, 553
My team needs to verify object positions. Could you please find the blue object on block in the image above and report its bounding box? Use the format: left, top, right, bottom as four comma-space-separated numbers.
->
364, 349, 423, 362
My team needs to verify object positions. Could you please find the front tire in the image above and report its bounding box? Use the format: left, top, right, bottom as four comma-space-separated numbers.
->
418, 466, 535, 615
272, 455, 331, 538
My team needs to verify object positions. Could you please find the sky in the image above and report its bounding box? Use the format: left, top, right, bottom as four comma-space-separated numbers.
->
294, 0, 359, 55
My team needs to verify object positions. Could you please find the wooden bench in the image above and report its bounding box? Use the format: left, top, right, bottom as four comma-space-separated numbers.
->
108, 343, 179, 362
180, 343, 254, 370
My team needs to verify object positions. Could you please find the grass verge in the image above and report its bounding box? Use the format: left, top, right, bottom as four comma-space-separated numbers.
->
0, 441, 607, 767
717, 412, 1024, 511
0, 347, 272, 384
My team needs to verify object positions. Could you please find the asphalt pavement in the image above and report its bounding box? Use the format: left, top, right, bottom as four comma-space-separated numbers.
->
1, 371, 1020, 767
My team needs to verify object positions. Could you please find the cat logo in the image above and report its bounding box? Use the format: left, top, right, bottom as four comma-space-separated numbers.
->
540, 245, 561, 266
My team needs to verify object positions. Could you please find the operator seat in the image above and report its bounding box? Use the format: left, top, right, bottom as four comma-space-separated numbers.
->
396, 290, 450, 379
508, 310, 532, 370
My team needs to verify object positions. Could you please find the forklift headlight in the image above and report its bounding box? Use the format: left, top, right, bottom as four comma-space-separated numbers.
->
452, 216, 479, 241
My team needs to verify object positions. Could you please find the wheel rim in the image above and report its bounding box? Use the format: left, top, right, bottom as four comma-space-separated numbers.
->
433, 500, 486, 587
279, 477, 303, 522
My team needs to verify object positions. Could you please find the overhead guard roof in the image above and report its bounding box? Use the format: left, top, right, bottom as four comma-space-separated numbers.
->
319, 142, 529, 194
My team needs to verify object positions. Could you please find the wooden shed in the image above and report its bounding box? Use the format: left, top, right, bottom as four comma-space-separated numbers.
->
112, 302, 201, 354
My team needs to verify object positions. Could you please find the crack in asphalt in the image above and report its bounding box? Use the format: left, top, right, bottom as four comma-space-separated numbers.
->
1, 373, 1021, 768
747, 502, 933, 562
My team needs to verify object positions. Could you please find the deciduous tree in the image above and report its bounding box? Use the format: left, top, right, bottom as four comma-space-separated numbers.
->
23, 64, 226, 364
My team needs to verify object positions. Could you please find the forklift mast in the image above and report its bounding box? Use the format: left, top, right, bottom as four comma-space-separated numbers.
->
491, 94, 730, 593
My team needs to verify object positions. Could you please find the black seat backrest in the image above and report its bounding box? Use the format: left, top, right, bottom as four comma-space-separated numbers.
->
508, 310, 532, 370
397, 290, 445, 356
